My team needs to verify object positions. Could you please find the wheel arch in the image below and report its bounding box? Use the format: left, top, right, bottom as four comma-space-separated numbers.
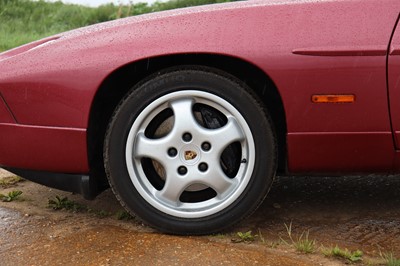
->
87, 53, 287, 184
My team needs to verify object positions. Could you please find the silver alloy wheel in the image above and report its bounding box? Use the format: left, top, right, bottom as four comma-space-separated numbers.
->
125, 90, 255, 218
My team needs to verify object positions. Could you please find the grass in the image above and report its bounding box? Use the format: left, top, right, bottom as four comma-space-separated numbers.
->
323, 245, 363, 263
380, 252, 400, 266
257, 228, 280, 248
0, 190, 23, 202
258, 228, 265, 243
0, 0, 231, 52
280, 222, 316, 254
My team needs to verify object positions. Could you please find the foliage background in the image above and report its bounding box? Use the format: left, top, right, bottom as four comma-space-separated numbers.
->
0, 0, 230, 52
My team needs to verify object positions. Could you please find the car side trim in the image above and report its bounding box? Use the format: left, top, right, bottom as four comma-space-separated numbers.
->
292, 45, 387, 56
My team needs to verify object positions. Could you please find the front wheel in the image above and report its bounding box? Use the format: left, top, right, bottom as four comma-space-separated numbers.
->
104, 67, 277, 234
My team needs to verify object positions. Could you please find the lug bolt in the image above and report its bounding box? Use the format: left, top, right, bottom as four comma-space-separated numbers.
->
201, 142, 211, 151
198, 163, 208, 172
182, 132, 192, 142
178, 166, 187, 175
167, 147, 177, 157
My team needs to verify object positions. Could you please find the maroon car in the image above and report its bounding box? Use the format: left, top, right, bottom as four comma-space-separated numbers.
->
0, 0, 399, 234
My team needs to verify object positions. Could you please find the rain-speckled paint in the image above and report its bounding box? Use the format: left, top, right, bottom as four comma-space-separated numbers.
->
0, 0, 400, 174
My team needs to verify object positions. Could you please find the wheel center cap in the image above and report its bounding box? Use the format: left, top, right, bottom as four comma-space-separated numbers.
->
180, 145, 201, 165
184, 150, 198, 161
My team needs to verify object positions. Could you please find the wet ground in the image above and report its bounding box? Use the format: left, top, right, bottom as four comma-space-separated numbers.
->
250, 175, 400, 256
1, 169, 400, 265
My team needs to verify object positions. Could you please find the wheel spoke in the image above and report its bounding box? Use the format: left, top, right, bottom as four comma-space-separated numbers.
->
203, 167, 237, 196
134, 132, 168, 162
156, 174, 189, 205
205, 117, 245, 153
170, 99, 199, 133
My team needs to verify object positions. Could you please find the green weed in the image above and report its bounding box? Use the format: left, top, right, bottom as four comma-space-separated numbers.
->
88, 208, 111, 218
232, 230, 255, 243
323, 245, 363, 263
48, 195, 84, 212
211, 233, 226, 239
0, 175, 23, 187
115, 210, 133, 220
0, 190, 23, 202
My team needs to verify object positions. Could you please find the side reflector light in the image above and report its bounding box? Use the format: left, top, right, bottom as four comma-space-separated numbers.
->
312, 94, 355, 103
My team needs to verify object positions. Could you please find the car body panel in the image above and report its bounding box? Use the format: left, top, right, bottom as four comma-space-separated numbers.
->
0, 0, 400, 174
287, 132, 394, 173
0, 124, 88, 172
0, 93, 15, 124
388, 17, 400, 149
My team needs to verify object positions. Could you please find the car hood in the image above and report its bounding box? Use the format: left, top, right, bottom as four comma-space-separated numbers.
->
0, 0, 321, 61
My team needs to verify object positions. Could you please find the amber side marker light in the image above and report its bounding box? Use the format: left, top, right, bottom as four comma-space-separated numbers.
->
312, 94, 355, 103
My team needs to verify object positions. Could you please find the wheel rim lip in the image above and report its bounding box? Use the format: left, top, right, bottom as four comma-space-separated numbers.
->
125, 90, 255, 219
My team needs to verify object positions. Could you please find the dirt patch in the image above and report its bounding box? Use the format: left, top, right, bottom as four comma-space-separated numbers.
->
1, 168, 399, 265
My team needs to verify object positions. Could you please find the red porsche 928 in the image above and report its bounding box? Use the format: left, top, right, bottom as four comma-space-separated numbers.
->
0, 0, 400, 234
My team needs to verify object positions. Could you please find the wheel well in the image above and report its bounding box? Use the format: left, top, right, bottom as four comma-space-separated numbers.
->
87, 54, 287, 184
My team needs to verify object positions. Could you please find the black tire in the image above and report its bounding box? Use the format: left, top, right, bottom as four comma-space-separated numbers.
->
104, 66, 276, 234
